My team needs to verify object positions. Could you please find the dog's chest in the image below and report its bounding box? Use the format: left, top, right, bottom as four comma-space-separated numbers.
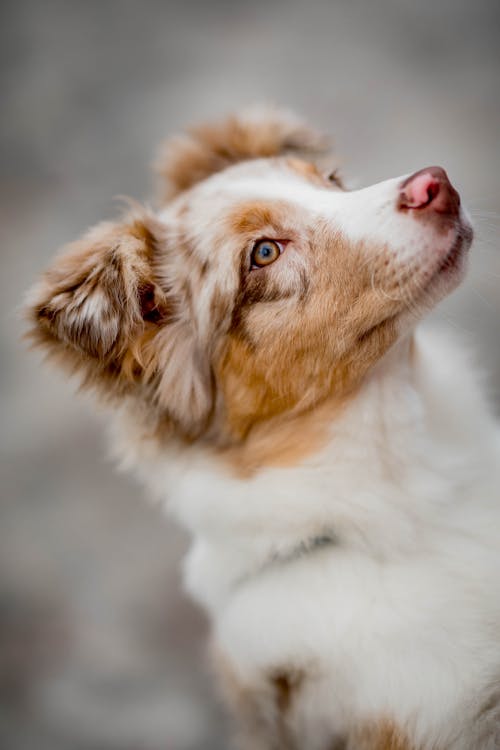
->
126, 330, 500, 747
211, 534, 499, 748
174, 444, 499, 747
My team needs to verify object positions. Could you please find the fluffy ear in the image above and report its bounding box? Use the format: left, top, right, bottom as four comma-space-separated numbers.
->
155, 105, 330, 200
27, 213, 166, 362
26, 210, 213, 436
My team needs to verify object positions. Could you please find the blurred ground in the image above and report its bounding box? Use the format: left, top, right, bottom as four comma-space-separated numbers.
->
0, 1, 499, 748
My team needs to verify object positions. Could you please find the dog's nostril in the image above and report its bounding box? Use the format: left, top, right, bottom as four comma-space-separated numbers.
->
426, 180, 440, 203
400, 171, 440, 209
398, 165, 460, 217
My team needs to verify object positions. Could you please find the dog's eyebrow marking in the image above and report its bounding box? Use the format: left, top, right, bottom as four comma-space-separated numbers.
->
227, 199, 291, 236
285, 156, 328, 186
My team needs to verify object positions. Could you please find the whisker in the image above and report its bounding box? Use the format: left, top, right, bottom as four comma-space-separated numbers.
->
433, 310, 471, 334
468, 286, 497, 312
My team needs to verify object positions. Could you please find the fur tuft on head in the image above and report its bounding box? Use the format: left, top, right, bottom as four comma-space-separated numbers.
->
155, 104, 330, 201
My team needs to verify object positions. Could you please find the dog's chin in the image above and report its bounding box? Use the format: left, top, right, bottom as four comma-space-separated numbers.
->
431, 220, 473, 291
388, 220, 473, 340
413, 220, 474, 312
437, 220, 473, 275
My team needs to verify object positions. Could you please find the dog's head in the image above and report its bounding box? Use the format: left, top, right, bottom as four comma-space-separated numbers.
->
26, 107, 473, 445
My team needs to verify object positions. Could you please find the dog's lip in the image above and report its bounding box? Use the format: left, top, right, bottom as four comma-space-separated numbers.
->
404, 218, 474, 309
436, 220, 473, 275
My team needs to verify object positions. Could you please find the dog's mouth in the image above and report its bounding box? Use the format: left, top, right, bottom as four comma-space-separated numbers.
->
387, 218, 474, 322
436, 220, 473, 276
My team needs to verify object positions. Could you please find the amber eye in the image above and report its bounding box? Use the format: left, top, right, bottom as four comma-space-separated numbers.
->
250, 239, 282, 268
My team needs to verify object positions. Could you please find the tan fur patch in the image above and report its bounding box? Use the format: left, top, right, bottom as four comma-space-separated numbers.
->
219, 391, 343, 477
229, 200, 287, 237
348, 719, 416, 750
215, 315, 396, 450
286, 156, 328, 186
213, 223, 400, 449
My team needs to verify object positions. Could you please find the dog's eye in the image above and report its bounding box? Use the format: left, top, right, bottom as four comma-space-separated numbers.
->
250, 239, 283, 269
327, 169, 343, 188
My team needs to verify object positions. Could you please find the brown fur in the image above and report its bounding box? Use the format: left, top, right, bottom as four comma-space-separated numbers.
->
25, 209, 212, 438
212, 647, 280, 750
348, 720, 416, 750
212, 648, 416, 750
214, 309, 396, 465
26, 212, 167, 393
155, 106, 329, 201
214, 220, 399, 443
270, 671, 299, 715
219, 395, 343, 477
229, 200, 290, 237
212, 647, 308, 750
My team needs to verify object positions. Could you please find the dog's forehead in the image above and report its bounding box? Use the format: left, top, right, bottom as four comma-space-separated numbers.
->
172, 157, 348, 236
201, 158, 331, 205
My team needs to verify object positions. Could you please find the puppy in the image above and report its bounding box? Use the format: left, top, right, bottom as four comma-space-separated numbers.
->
26, 108, 500, 749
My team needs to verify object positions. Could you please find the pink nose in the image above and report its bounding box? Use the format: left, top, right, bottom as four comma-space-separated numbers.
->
398, 166, 460, 217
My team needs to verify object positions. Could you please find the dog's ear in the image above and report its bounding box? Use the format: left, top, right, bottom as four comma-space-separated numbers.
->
26, 210, 213, 436
28, 214, 166, 361
156, 105, 329, 200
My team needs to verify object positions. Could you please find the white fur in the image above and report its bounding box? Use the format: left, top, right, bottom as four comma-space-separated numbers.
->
113, 325, 500, 748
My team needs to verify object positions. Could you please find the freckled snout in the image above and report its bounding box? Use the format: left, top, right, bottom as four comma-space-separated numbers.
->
398, 166, 460, 218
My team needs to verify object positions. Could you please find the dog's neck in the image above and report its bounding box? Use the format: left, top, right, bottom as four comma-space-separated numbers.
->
116, 327, 492, 613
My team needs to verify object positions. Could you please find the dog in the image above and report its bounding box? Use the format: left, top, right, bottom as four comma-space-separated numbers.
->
26, 107, 500, 749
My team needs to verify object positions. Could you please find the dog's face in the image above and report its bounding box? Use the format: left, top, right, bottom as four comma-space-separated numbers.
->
27, 109, 473, 444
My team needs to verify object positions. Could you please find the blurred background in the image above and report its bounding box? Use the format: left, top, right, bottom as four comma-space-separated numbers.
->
1, 1, 499, 748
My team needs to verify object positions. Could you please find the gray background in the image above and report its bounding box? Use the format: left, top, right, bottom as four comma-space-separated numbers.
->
1, 1, 499, 748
